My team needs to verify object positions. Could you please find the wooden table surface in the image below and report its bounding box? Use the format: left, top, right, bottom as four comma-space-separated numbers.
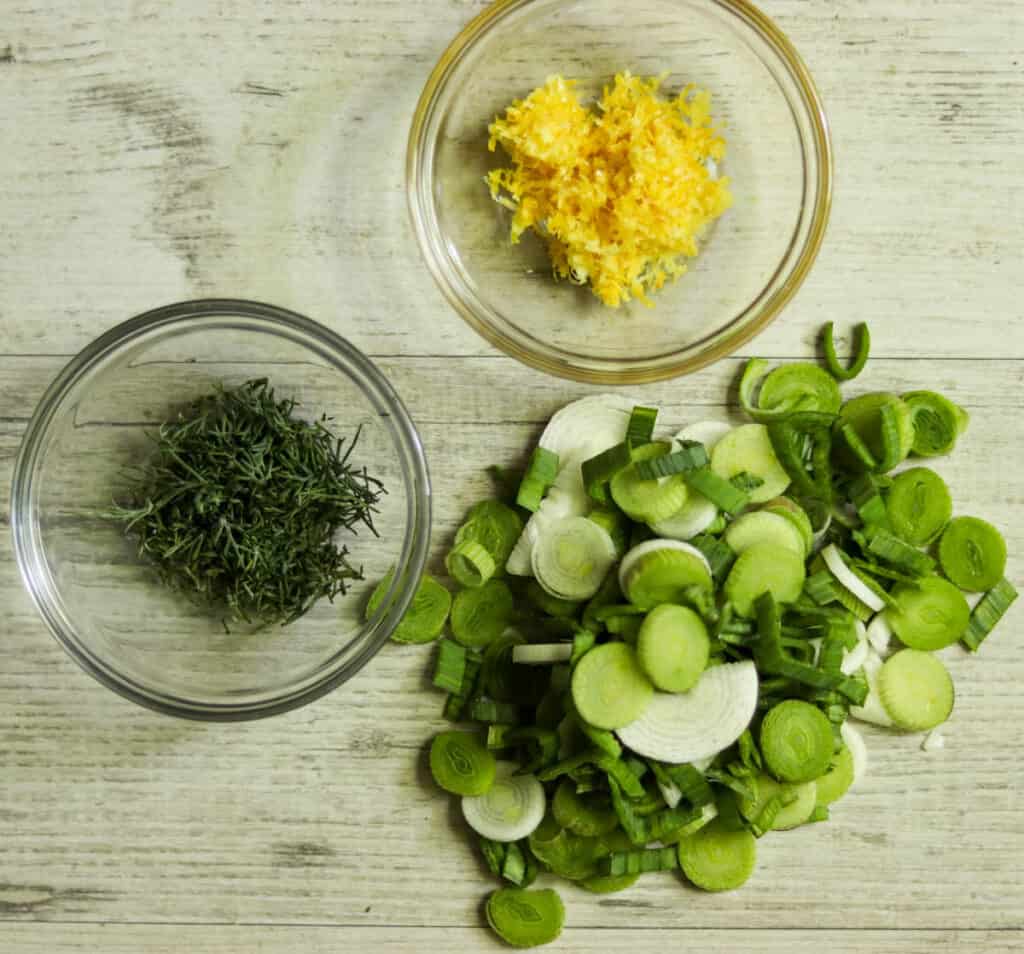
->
2, 1, 1022, 951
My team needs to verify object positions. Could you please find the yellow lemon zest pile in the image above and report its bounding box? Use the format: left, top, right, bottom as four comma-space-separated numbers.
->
487, 73, 732, 308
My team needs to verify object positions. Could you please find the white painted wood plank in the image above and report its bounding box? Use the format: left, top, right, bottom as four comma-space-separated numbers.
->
0, 0, 1021, 358
1, 925, 1022, 954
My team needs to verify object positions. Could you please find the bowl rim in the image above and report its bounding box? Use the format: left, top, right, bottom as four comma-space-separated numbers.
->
406, 0, 834, 384
10, 298, 432, 722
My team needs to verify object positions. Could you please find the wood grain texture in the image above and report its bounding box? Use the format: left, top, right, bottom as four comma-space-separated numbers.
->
2, 926, 1024, 954
1, 0, 1023, 952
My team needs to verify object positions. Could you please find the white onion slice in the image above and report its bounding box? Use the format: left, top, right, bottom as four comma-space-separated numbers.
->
822, 544, 886, 613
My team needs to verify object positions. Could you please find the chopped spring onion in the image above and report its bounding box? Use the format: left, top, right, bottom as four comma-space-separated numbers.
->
877, 649, 955, 731
369, 569, 452, 644
455, 500, 524, 576
571, 642, 654, 731
618, 539, 713, 610
847, 472, 889, 528
615, 661, 759, 763
887, 577, 970, 651
531, 515, 618, 601
710, 423, 791, 504
938, 516, 1008, 592
961, 578, 1018, 652
470, 698, 522, 725
626, 405, 659, 446
822, 321, 871, 381
725, 543, 807, 617
886, 467, 952, 545
689, 533, 736, 583
434, 638, 468, 693
446, 539, 498, 588
759, 699, 835, 783
552, 780, 619, 837
740, 357, 841, 422
860, 525, 936, 577
902, 390, 967, 457
512, 643, 574, 665
430, 731, 497, 796
516, 447, 559, 512
463, 771, 547, 842
408, 332, 1014, 934
633, 441, 709, 479
677, 817, 757, 891
604, 846, 679, 876
581, 441, 633, 504
486, 888, 564, 949
451, 579, 515, 649
636, 603, 710, 693
822, 545, 886, 613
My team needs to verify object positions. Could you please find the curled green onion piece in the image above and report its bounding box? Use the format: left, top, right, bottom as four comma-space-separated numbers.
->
823, 321, 871, 381
446, 539, 498, 588
516, 446, 559, 512
627, 405, 659, 446
454, 500, 524, 574
902, 390, 966, 458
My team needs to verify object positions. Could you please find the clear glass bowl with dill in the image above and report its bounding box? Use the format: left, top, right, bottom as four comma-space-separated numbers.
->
10, 300, 431, 721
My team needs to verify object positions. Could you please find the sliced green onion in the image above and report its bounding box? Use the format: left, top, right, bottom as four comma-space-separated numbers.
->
861, 525, 936, 577
651, 762, 715, 808
690, 534, 736, 583
500, 841, 528, 885
604, 846, 679, 876
582, 441, 633, 504
446, 539, 498, 588
684, 467, 750, 513
848, 473, 889, 528
470, 698, 522, 725
633, 442, 709, 479
433, 638, 468, 693
487, 724, 515, 750
823, 321, 871, 381
837, 421, 878, 471
627, 406, 659, 446
430, 730, 496, 796
516, 447, 559, 512
766, 413, 834, 501
902, 390, 964, 457
804, 570, 839, 605
962, 578, 1018, 652
479, 837, 507, 877
443, 657, 482, 721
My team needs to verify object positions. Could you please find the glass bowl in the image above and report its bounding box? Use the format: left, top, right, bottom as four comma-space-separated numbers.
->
407, 0, 832, 384
10, 300, 431, 721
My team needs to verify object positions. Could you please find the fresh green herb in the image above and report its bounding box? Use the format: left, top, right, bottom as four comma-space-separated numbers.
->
110, 378, 383, 627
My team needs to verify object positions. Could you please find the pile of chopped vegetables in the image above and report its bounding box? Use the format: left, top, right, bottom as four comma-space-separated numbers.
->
371, 322, 1016, 949
486, 72, 732, 308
